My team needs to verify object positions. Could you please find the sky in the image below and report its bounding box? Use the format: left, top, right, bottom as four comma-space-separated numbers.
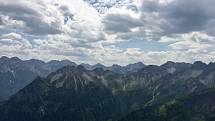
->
0, 0, 215, 66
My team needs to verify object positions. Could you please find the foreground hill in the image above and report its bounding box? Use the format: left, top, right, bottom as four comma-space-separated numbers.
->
119, 89, 215, 121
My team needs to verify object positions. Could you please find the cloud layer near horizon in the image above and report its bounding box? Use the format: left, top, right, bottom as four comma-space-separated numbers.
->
0, 0, 215, 65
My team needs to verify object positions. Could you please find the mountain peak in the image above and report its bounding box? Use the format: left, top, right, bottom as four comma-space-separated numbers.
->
162, 61, 176, 66
0, 56, 9, 60
25, 59, 45, 65
80, 63, 92, 70
112, 64, 121, 67
162, 61, 191, 69
92, 63, 106, 69
192, 61, 207, 69
47, 65, 96, 89
135, 61, 144, 65
126, 62, 145, 67
10, 57, 21, 62
94, 63, 104, 66
0, 56, 9, 64
193, 61, 206, 65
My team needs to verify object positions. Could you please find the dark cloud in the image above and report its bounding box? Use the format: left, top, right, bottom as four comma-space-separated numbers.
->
0, 2, 62, 35
0, 4, 39, 16
103, 13, 142, 33
141, 0, 215, 37
59, 5, 74, 24
0, 16, 3, 25
160, 0, 215, 35
141, 0, 160, 12
103, 0, 215, 40
1, 0, 215, 65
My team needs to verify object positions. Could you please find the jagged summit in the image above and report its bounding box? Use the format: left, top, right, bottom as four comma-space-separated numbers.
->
162, 61, 191, 67
0, 56, 9, 61
192, 61, 207, 68
46, 65, 99, 90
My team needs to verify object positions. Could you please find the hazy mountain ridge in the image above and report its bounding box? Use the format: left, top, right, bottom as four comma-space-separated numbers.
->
0, 56, 77, 101
81, 62, 145, 74
0, 56, 145, 101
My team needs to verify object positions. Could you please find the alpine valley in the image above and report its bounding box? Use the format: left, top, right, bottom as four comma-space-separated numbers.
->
0, 56, 215, 121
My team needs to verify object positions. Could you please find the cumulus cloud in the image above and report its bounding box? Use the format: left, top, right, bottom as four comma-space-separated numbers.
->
159, 32, 215, 52
0, 0, 64, 35
102, 0, 215, 40
158, 0, 215, 35
0, 0, 215, 65
0, 33, 22, 40
103, 13, 142, 33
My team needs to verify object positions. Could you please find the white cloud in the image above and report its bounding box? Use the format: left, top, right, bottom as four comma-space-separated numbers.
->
0, 33, 22, 40
159, 32, 215, 52
0, 0, 215, 66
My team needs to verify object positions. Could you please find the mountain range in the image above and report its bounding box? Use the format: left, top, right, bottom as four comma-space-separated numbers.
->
0, 56, 215, 121
0, 56, 145, 101
0, 56, 76, 101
